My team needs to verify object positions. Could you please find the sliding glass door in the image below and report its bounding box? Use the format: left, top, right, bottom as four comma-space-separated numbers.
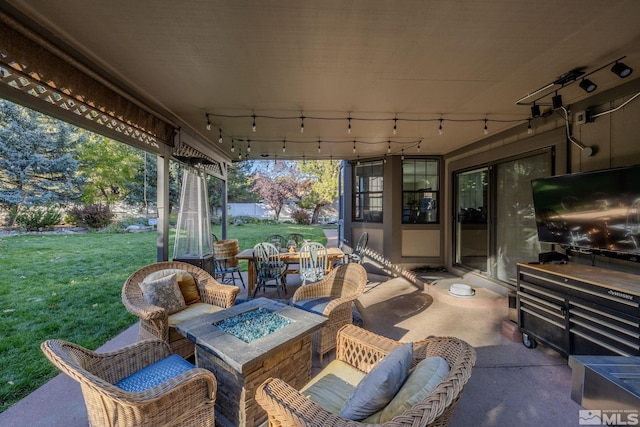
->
454, 150, 552, 282
455, 168, 489, 272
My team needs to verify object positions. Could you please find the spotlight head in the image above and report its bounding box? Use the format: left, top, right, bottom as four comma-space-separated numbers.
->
579, 78, 597, 93
531, 104, 541, 118
552, 94, 563, 109
611, 62, 633, 78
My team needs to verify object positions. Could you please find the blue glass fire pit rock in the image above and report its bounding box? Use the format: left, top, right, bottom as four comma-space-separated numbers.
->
214, 308, 291, 343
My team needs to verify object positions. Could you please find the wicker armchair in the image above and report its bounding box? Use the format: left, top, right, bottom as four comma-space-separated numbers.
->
292, 263, 367, 362
122, 261, 239, 358
256, 324, 477, 427
41, 338, 217, 427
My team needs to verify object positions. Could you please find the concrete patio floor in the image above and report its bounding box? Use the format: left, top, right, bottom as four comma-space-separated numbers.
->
0, 230, 585, 427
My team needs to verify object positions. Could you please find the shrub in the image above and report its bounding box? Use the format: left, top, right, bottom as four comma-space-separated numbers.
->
291, 209, 311, 225
67, 204, 114, 229
14, 204, 62, 231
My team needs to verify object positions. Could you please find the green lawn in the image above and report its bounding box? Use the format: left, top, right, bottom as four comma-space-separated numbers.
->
0, 223, 329, 413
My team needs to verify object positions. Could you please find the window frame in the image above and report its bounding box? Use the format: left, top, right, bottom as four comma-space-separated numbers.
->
401, 158, 440, 224
352, 160, 384, 222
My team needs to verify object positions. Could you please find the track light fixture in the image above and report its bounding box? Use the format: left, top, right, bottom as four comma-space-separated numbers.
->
579, 78, 597, 93
552, 93, 563, 109
531, 103, 541, 118
611, 61, 633, 78
516, 55, 633, 109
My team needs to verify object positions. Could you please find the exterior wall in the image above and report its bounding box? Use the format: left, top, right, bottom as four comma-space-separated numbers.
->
342, 77, 640, 278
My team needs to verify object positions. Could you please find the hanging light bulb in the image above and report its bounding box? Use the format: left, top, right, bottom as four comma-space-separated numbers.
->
401, 149, 405, 160
247, 139, 251, 153
282, 139, 286, 153
352, 140, 356, 153
356, 155, 360, 166
393, 117, 398, 135
527, 119, 533, 135
387, 140, 391, 153
318, 139, 321, 153
300, 115, 305, 133
231, 140, 235, 152
303, 155, 306, 165
252, 114, 257, 132
384, 155, 387, 164
206, 114, 211, 131
218, 128, 223, 143
417, 139, 421, 152
347, 116, 352, 134
438, 118, 443, 135
483, 118, 488, 135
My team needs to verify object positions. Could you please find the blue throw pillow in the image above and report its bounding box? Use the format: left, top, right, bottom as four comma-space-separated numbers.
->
294, 297, 334, 315
115, 354, 195, 392
339, 342, 413, 420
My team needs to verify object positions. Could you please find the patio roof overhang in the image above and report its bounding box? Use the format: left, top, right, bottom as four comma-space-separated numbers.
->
1, 1, 639, 166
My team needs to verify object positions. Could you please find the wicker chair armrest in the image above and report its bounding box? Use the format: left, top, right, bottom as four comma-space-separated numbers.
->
321, 293, 360, 316
335, 324, 402, 372
257, 377, 374, 427
198, 279, 240, 308
121, 286, 167, 321
291, 266, 343, 302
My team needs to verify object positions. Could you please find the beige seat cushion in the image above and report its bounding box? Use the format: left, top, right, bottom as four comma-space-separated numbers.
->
300, 360, 366, 415
168, 302, 225, 342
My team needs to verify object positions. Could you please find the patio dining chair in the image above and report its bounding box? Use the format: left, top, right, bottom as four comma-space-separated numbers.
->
284, 233, 305, 250
213, 255, 245, 288
253, 242, 287, 298
41, 338, 217, 427
264, 234, 287, 251
298, 241, 329, 285
346, 231, 368, 264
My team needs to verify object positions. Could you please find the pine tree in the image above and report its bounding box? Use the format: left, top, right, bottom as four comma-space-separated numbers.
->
0, 99, 85, 224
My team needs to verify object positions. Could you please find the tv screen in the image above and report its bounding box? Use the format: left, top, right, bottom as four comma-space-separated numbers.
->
531, 165, 640, 259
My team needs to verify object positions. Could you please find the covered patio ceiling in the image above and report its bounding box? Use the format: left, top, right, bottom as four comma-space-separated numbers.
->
1, 0, 640, 163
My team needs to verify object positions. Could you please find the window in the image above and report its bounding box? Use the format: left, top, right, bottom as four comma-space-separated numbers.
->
353, 160, 383, 222
402, 159, 439, 224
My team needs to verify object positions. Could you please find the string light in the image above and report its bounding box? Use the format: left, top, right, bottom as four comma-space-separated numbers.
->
252, 114, 257, 132
282, 139, 286, 153
352, 140, 356, 153
356, 155, 360, 166
387, 140, 391, 153
483, 118, 489, 135
206, 114, 211, 131
401, 149, 405, 160
318, 139, 321, 153
247, 139, 251, 153
218, 128, 223, 143
393, 117, 398, 135
417, 139, 421, 152
527, 119, 533, 134
300, 115, 305, 133
231, 139, 235, 152
383, 154, 387, 164
347, 116, 352, 134
438, 118, 443, 135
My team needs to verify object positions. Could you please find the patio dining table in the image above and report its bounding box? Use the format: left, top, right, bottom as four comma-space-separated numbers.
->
236, 246, 345, 295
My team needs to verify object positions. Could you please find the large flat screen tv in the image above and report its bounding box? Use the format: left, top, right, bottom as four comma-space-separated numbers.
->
531, 165, 640, 261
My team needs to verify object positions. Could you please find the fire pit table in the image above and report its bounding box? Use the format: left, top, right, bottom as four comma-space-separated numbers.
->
176, 297, 327, 427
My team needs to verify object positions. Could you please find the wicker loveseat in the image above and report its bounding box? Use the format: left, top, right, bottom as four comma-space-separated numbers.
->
122, 261, 239, 358
256, 324, 477, 427
41, 338, 217, 427
291, 263, 367, 362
